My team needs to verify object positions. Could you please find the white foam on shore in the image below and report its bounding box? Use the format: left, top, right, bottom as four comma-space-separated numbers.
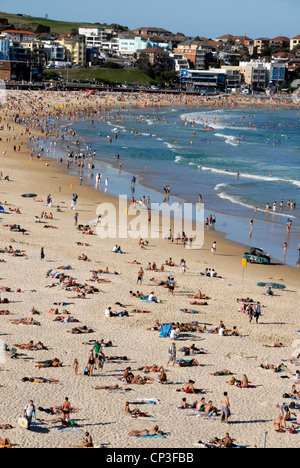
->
218, 192, 296, 218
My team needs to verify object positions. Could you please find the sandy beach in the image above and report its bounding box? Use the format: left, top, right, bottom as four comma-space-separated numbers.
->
0, 90, 299, 449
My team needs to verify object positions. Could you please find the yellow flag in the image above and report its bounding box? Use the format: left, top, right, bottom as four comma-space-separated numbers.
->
242, 258, 247, 268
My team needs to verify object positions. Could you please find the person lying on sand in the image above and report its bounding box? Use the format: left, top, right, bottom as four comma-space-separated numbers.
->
259, 363, 282, 373
210, 370, 232, 376
138, 364, 166, 373
177, 358, 203, 367
22, 377, 60, 384
68, 326, 94, 334
13, 341, 47, 350
123, 367, 152, 384
34, 358, 62, 368
191, 291, 210, 300
0, 310, 11, 315
179, 344, 208, 355
10, 318, 40, 326
78, 254, 91, 262
128, 425, 163, 437
91, 384, 121, 391
0, 425, 13, 430
124, 402, 149, 418
209, 433, 235, 448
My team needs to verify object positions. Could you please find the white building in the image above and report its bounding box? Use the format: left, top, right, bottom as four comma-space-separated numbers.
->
43, 40, 66, 65
78, 27, 108, 49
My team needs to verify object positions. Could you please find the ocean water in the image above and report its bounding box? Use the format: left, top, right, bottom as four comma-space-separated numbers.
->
36, 105, 300, 268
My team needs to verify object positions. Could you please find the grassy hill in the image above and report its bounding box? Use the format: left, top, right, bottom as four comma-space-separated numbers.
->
44, 67, 156, 86
0, 12, 127, 35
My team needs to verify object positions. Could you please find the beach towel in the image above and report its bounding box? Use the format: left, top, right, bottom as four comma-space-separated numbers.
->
135, 434, 165, 439
159, 324, 173, 338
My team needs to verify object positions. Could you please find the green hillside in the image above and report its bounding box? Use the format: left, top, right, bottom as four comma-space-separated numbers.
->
0, 12, 128, 35
44, 67, 156, 86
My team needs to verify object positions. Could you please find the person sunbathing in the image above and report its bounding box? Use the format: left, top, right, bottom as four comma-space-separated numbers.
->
53, 316, 79, 323
273, 414, 285, 433
124, 402, 148, 417
104, 355, 128, 361
10, 318, 40, 326
177, 358, 202, 367
34, 358, 62, 368
179, 344, 208, 355
128, 425, 163, 437
0, 437, 12, 448
138, 364, 165, 373
260, 363, 282, 372
0, 424, 12, 430
190, 301, 208, 306
14, 341, 47, 350
176, 380, 198, 394
68, 326, 94, 334
22, 377, 60, 384
92, 384, 120, 391
191, 291, 209, 300
209, 433, 235, 448
0, 310, 11, 315
79, 432, 93, 448
123, 368, 152, 385
210, 370, 232, 376
291, 385, 300, 399
78, 254, 91, 262
48, 308, 70, 315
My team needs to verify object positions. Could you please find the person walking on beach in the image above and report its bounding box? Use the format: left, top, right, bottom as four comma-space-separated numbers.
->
40, 247, 45, 260
167, 343, 177, 368
211, 241, 216, 255
220, 392, 231, 424
254, 302, 261, 324
23, 400, 36, 430
74, 212, 78, 227
137, 267, 144, 285
283, 242, 287, 264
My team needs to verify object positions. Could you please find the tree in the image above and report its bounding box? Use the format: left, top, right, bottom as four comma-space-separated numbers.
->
36, 24, 51, 34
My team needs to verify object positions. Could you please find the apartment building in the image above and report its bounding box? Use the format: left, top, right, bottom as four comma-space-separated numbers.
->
78, 27, 108, 49
290, 35, 300, 51
57, 36, 86, 66
0, 39, 10, 60
137, 47, 170, 66
253, 38, 270, 55
2, 30, 37, 42
43, 40, 66, 65
0, 60, 11, 80
132, 27, 172, 37
269, 36, 290, 49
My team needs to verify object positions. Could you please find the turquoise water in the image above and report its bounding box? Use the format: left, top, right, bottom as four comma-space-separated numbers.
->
36, 105, 300, 268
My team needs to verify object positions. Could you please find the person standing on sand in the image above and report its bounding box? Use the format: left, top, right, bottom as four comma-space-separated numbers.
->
23, 400, 36, 430
220, 392, 231, 424
61, 397, 71, 426
167, 343, 177, 368
283, 242, 287, 264
40, 247, 45, 260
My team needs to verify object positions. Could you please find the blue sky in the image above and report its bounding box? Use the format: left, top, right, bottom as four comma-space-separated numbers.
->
3, 0, 300, 39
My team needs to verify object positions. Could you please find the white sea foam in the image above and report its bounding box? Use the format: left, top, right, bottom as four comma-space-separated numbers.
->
218, 192, 296, 218
200, 166, 300, 187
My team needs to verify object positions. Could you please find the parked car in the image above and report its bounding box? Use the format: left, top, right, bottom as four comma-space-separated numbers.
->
243, 247, 271, 264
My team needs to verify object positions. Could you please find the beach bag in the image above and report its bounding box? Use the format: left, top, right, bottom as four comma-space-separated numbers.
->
84, 367, 89, 376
